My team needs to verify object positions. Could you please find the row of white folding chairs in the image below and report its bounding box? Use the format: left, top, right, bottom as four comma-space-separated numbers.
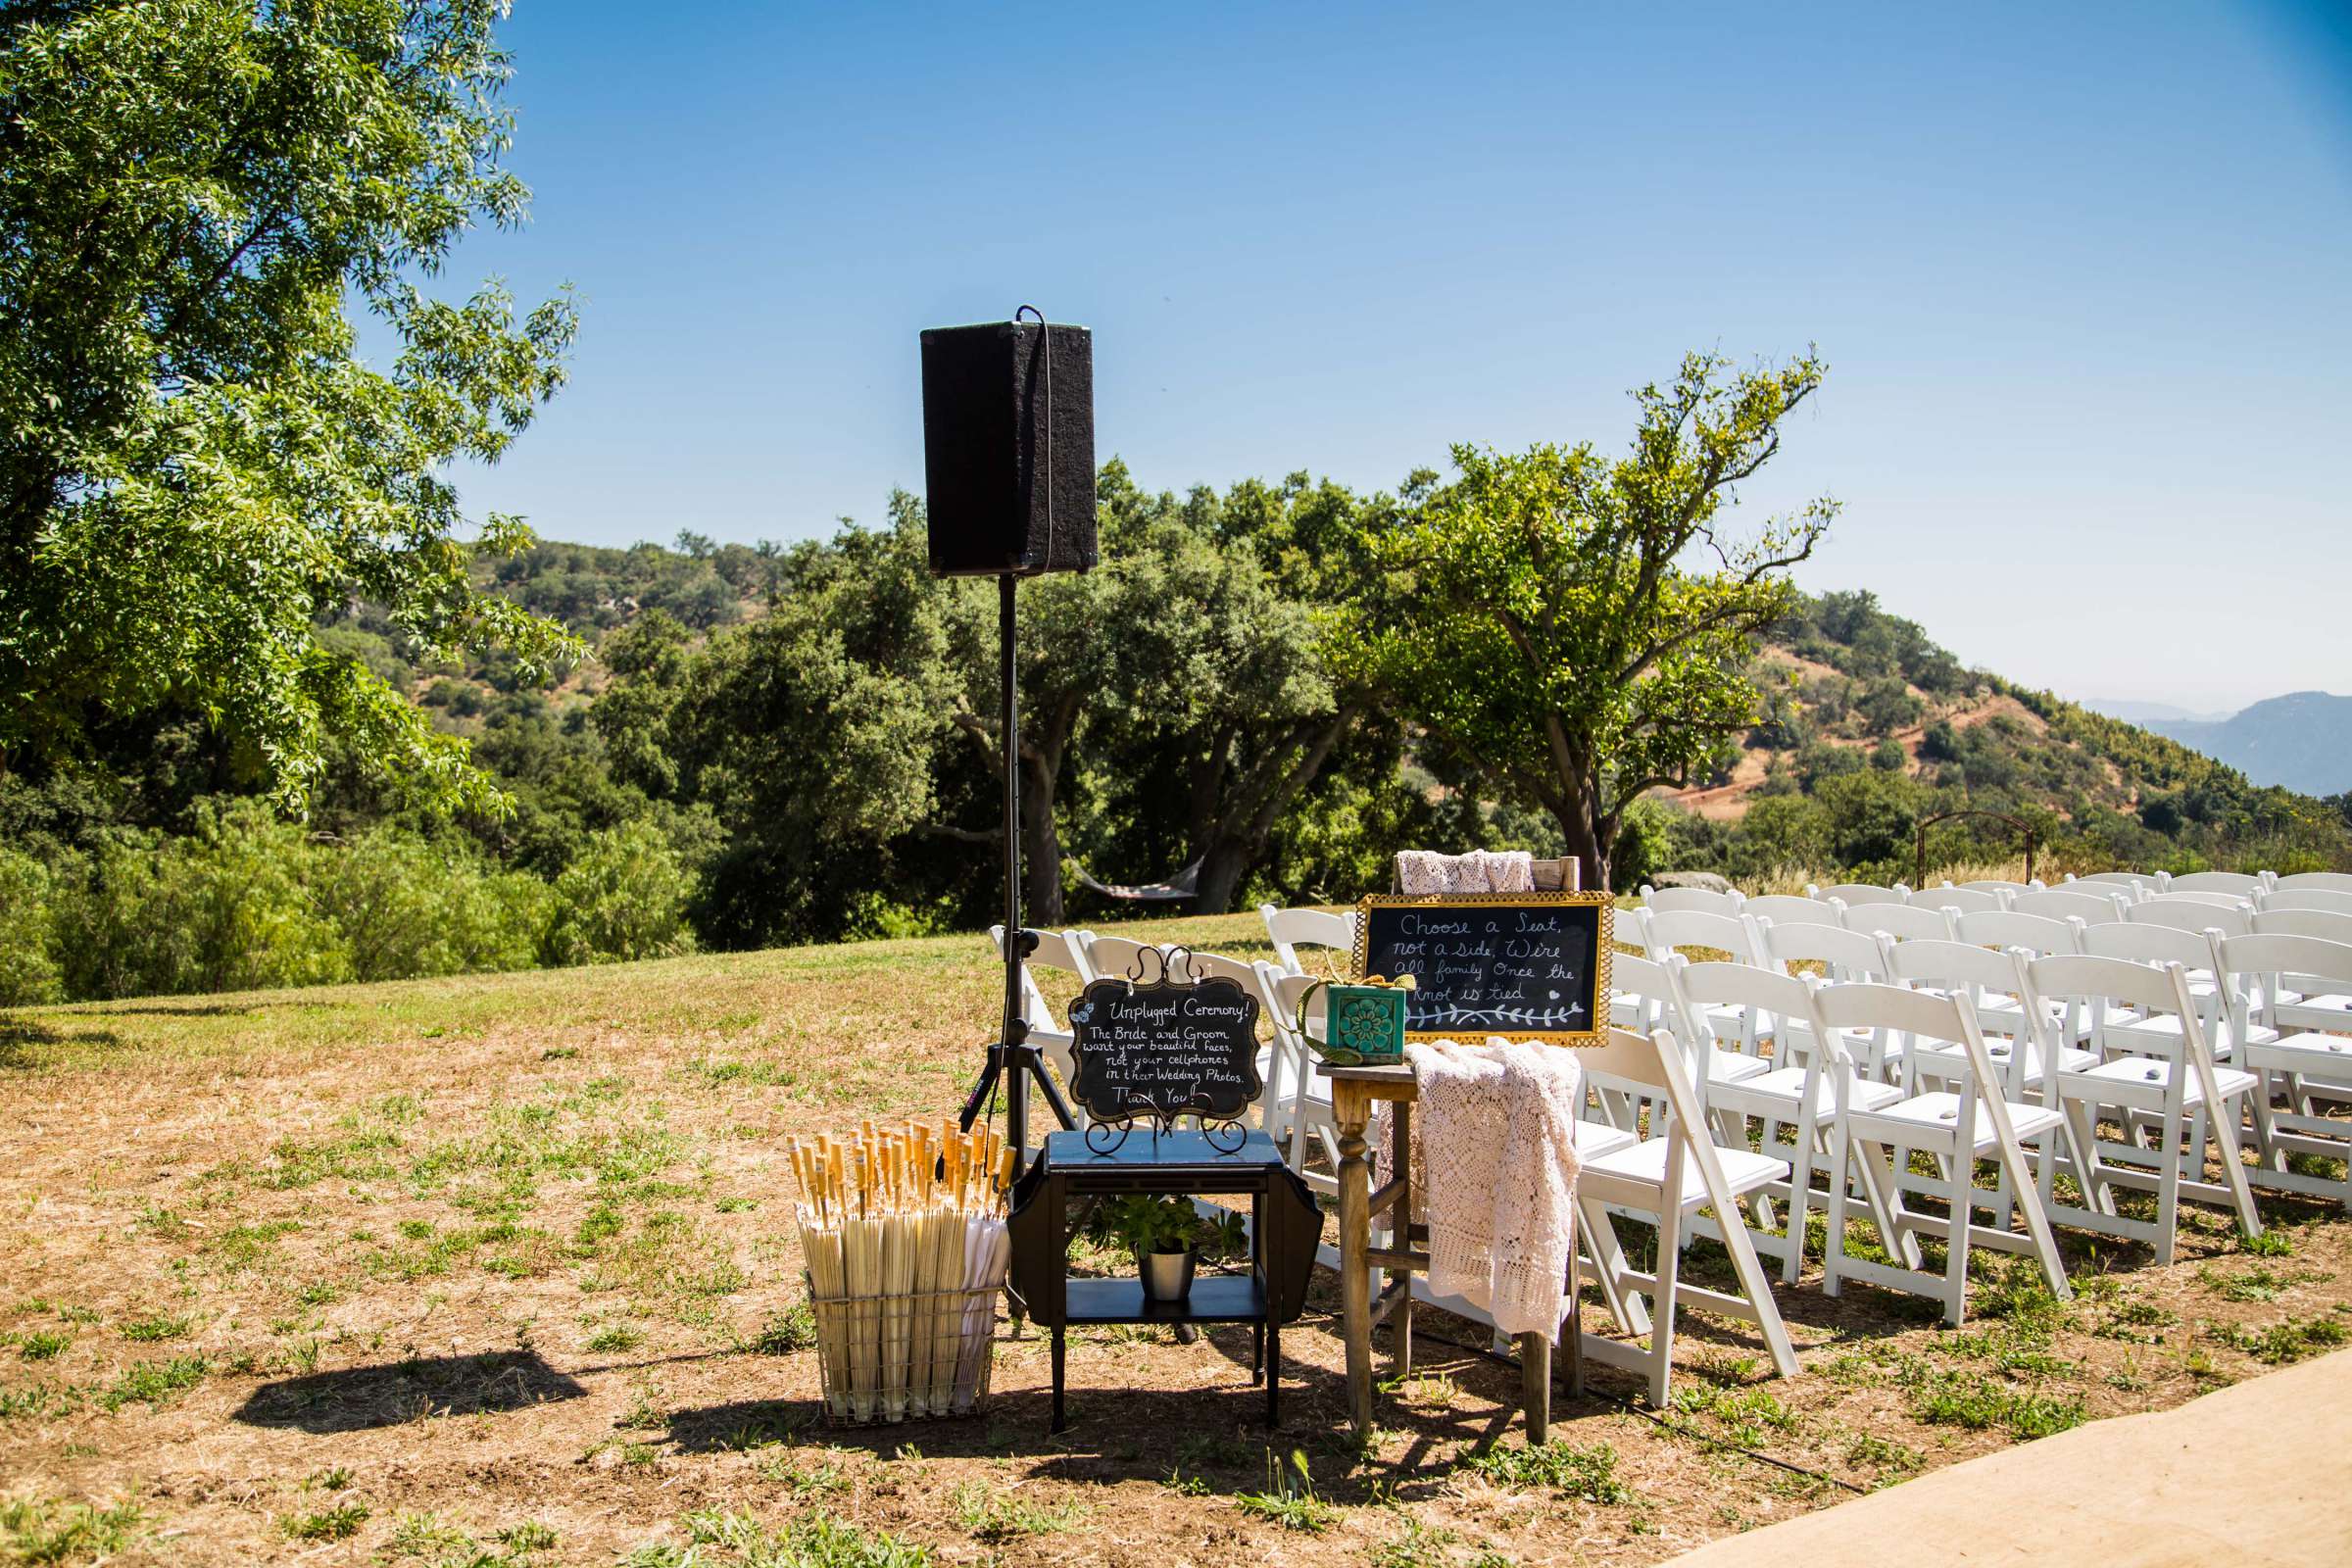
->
1644, 869, 2352, 924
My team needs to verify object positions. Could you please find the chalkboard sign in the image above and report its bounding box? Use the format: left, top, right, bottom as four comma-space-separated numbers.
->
1352, 892, 1613, 1046
1066, 965, 1263, 1141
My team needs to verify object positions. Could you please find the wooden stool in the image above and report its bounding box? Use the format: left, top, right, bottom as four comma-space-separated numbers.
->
1326, 1062, 1578, 1441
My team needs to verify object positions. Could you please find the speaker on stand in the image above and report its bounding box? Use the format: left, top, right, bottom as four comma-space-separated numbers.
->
921, 310, 1095, 1177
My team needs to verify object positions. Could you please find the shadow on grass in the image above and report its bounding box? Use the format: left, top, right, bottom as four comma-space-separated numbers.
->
0, 1017, 125, 1068
232, 1348, 588, 1434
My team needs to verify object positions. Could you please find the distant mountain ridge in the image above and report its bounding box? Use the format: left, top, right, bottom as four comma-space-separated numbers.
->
2145, 692, 2352, 799
2083, 698, 2234, 726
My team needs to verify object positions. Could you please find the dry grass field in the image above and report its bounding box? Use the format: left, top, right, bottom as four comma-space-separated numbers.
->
4, 911, 2349, 1567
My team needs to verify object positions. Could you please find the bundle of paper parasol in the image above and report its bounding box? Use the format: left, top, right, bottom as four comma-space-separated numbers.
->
788, 1120, 1014, 1424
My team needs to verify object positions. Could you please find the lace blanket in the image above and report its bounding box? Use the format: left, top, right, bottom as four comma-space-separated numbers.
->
1395, 850, 1535, 896
1376, 1037, 1583, 1339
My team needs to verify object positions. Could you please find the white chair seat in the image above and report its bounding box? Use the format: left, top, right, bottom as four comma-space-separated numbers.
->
2244, 1032, 2352, 1069
1580, 1136, 1786, 1203
1573, 1121, 1638, 1159
1706, 1048, 1771, 1084
1911, 1037, 2093, 1080
2278, 993, 2352, 1028
2070, 1056, 2259, 1106
1718, 1065, 1901, 1117
1853, 1091, 2063, 1147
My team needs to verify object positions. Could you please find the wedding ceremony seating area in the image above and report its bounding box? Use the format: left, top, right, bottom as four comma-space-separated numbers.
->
987, 866, 2352, 1402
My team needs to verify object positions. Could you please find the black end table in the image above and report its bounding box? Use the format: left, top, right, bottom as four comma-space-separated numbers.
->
1008, 1129, 1321, 1432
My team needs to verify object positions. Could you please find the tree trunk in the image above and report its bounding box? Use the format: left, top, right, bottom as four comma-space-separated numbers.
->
1192, 838, 1253, 916
1021, 755, 1063, 926
1552, 775, 1612, 895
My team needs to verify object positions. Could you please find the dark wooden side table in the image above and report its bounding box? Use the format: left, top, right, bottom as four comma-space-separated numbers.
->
1007, 1129, 1321, 1433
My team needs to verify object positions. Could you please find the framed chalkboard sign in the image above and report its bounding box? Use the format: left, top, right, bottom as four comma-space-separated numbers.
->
1067, 949, 1263, 1152
1351, 892, 1613, 1046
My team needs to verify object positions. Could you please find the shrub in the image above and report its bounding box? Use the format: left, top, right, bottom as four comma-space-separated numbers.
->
53, 801, 348, 1000
541, 819, 698, 966
0, 848, 62, 1005
314, 828, 549, 981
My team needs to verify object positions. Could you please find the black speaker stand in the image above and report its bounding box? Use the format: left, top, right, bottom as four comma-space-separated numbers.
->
957, 571, 1075, 1177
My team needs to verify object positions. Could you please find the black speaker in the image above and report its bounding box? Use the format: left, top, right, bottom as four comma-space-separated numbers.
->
920, 318, 1096, 577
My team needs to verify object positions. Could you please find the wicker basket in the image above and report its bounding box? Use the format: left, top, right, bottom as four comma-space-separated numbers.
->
804, 1277, 1000, 1426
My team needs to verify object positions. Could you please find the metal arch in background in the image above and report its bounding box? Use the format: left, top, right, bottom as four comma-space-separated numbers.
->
1915, 808, 2039, 890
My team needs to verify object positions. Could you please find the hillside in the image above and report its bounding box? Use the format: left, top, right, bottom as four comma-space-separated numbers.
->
1639, 589, 2350, 886
2146, 692, 2352, 798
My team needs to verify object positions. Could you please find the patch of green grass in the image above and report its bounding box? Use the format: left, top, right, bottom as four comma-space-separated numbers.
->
1842, 1431, 1923, 1485
1463, 1440, 1635, 1502
1370, 1518, 1459, 1568
16, 1331, 71, 1362
748, 1301, 816, 1355
118, 1314, 193, 1344
262, 1128, 400, 1191
759, 1452, 851, 1496
1665, 1383, 1802, 1447
668, 1509, 930, 1568
1161, 1469, 1210, 1496
682, 1056, 797, 1089
2207, 1312, 2350, 1365
0, 1384, 84, 1422
586, 1325, 643, 1353
0, 1495, 145, 1565
207, 1218, 303, 1271
1234, 1449, 1340, 1533
99, 1354, 208, 1412
2241, 1228, 2294, 1257
1911, 1374, 2084, 1440
496, 1520, 559, 1551
280, 1500, 370, 1542
949, 1482, 1091, 1542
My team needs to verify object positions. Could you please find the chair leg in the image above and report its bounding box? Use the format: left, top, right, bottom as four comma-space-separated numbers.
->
1647, 1200, 1685, 1407
1780, 1117, 1819, 1286
2212, 1090, 2263, 1240
2016, 1130, 2073, 1298
1942, 1149, 1972, 1327
1714, 1193, 1800, 1378
1823, 1114, 1852, 1298
2152, 1112, 2182, 1266
1577, 1196, 1648, 1336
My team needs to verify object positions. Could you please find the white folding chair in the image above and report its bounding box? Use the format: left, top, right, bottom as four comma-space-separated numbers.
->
1912, 883, 2010, 917
1740, 894, 1843, 929
2253, 907, 2352, 946
990, 925, 1097, 1123
1840, 902, 1958, 944
1808, 881, 1909, 906
2128, 897, 2253, 939
2013, 886, 2130, 924
1572, 1025, 1800, 1405
1955, 908, 2087, 957
1608, 951, 1767, 1108
2025, 954, 2263, 1261
2272, 871, 2352, 895
1677, 961, 1904, 1284
1957, 879, 2040, 897
1641, 884, 1745, 916
1259, 905, 1355, 976
1180, 951, 1287, 1134
2218, 933, 2352, 1208
1817, 984, 2073, 1326
2068, 871, 2159, 897
1636, 907, 1772, 1056
2258, 888, 2352, 918
1888, 938, 2093, 1091
1756, 918, 1906, 1079
2168, 870, 2269, 898
1255, 965, 1341, 1193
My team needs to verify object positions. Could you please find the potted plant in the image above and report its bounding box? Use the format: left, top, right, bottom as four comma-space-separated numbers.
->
1107, 1195, 1204, 1304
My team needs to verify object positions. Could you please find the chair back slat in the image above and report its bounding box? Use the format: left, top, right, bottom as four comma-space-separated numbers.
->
1912, 884, 2008, 916
1809, 881, 1909, 906
2167, 871, 2268, 897
2252, 907, 2352, 945
1259, 904, 1356, 976
1955, 909, 2084, 955
1841, 903, 1957, 943
1639, 907, 1767, 965
2128, 898, 2253, 938
2012, 887, 2128, 924
1740, 894, 1842, 928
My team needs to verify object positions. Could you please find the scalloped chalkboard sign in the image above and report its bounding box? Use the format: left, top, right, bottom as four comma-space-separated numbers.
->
1352, 892, 1613, 1046
1066, 971, 1263, 1130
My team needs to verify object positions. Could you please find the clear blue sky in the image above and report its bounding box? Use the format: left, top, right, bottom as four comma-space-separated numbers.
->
444, 1, 2352, 712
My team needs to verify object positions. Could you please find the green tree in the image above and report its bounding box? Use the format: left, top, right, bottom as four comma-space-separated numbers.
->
0, 1, 578, 812
1339, 352, 1836, 890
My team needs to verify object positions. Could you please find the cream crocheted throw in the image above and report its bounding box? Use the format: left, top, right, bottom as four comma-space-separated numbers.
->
1378, 1037, 1583, 1339
1395, 850, 1534, 895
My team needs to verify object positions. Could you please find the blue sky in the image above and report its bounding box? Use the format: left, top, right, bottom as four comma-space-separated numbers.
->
443, 2, 2352, 711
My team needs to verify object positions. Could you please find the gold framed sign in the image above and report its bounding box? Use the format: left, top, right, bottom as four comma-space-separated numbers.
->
1351, 891, 1615, 1047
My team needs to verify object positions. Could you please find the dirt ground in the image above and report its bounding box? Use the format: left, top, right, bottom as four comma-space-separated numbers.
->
4, 911, 2349, 1567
